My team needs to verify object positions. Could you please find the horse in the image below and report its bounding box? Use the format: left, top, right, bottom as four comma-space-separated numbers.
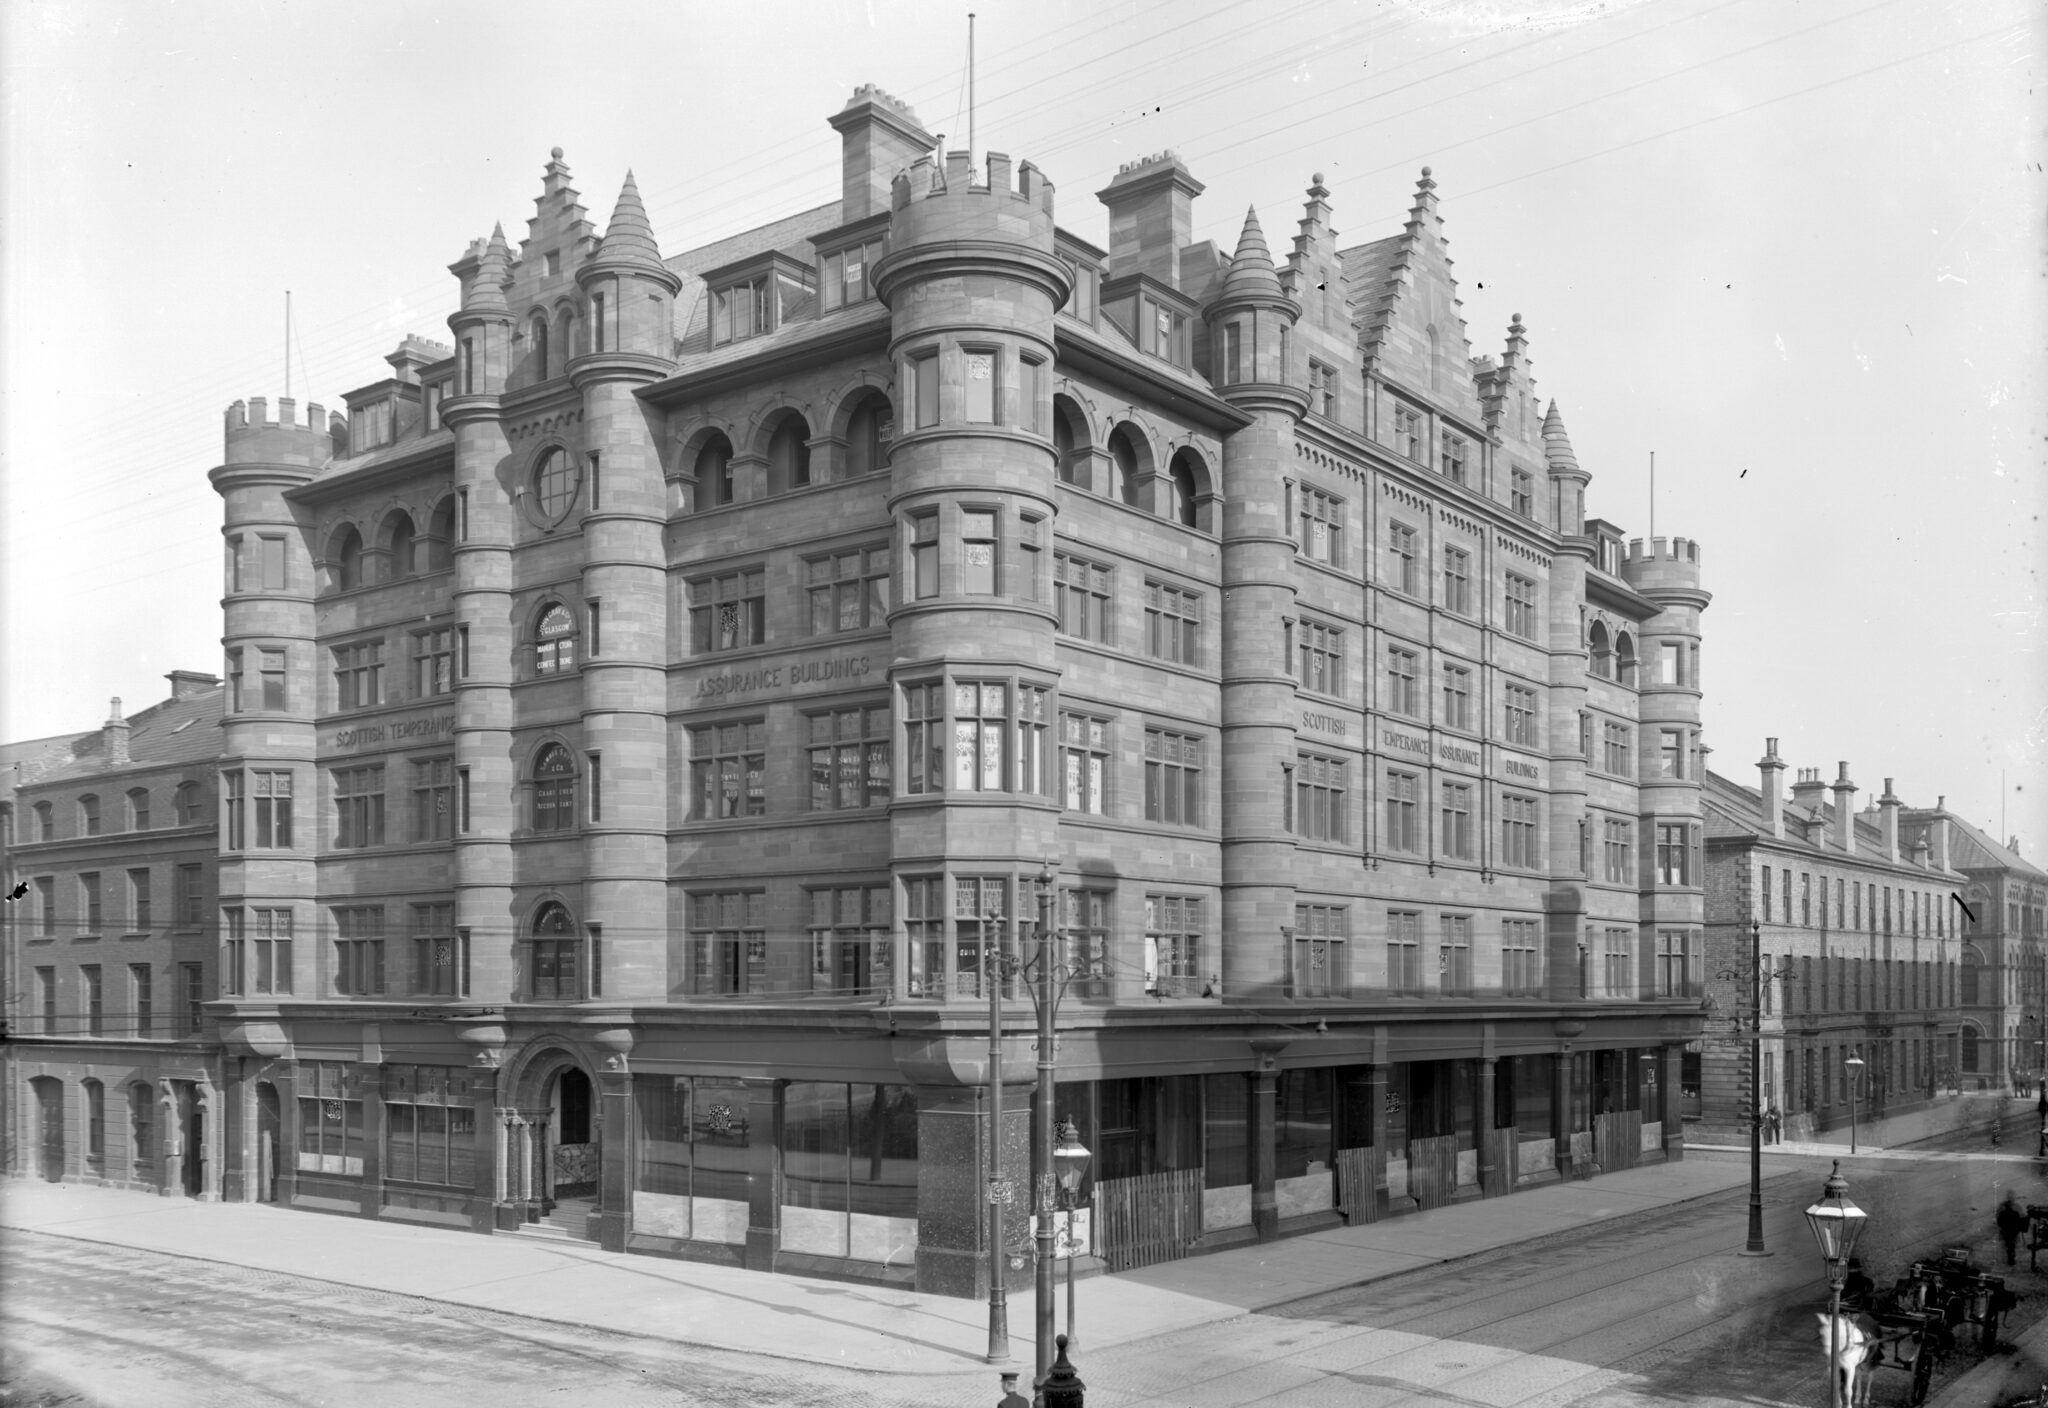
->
1817, 1312, 1879, 1408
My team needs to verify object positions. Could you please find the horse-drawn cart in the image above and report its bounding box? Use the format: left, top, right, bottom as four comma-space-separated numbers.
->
1840, 1249, 2021, 1404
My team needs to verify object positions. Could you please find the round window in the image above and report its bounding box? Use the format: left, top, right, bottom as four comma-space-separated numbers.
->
529, 447, 582, 527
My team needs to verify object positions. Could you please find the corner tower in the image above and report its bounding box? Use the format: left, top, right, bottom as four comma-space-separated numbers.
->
870, 150, 1068, 1297
1206, 206, 1308, 1001
210, 397, 339, 1000
871, 149, 1071, 963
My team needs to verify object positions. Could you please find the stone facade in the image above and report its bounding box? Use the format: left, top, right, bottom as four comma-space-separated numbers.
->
8, 86, 1712, 1296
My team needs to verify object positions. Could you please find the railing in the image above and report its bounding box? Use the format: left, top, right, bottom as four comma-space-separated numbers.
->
1094, 1167, 1203, 1271
1336, 1145, 1384, 1223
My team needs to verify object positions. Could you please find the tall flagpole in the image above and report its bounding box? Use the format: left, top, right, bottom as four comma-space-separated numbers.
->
967, 12, 976, 169
285, 291, 293, 400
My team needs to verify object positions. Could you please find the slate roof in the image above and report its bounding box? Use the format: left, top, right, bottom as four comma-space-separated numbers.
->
1936, 812, 2048, 881
15, 687, 225, 789
1701, 768, 1946, 873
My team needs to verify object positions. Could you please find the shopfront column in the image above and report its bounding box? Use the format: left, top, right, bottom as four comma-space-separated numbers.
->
1662, 1041, 1687, 1159
597, 1062, 633, 1253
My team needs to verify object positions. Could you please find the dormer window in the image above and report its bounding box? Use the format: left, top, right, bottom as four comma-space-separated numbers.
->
709, 256, 816, 346
351, 399, 394, 454
714, 277, 769, 344
820, 238, 884, 311
1142, 298, 1188, 367
1059, 258, 1099, 325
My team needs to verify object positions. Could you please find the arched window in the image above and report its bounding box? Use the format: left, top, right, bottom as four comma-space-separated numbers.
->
333, 526, 365, 592
1167, 448, 1204, 528
532, 745, 576, 832
530, 312, 550, 382
79, 795, 101, 836
555, 305, 579, 365
1588, 621, 1612, 679
425, 498, 456, 572
174, 782, 203, 826
844, 396, 893, 478
1615, 632, 1637, 687
768, 414, 812, 491
1054, 410, 1078, 485
127, 788, 151, 832
697, 433, 735, 507
534, 603, 578, 675
382, 511, 416, 581
1109, 427, 1141, 507
529, 901, 581, 1000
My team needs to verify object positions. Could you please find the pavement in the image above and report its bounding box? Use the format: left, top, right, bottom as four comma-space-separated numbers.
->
3, 1155, 1770, 1379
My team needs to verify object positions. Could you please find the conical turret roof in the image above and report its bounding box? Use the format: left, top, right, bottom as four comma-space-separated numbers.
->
1218, 205, 1285, 303
591, 170, 667, 271
467, 223, 513, 313
1542, 399, 1581, 475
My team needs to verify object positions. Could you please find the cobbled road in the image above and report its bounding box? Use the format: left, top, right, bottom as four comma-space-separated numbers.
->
7, 1145, 2045, 1407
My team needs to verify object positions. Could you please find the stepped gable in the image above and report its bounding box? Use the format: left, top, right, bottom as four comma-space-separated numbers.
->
588, 169, 672, 279
1352, 168, 1485, 425
1476, 313, 1542, 451
1279, 173, 1355, 343
517, 147, 598, 279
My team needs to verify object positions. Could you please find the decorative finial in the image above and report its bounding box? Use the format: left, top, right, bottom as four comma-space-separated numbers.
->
1421, 165, 1432, 178
551, 146, 564, 160
1311, 171, 1324, 184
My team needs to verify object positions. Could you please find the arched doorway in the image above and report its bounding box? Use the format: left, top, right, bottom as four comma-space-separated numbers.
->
257, 1083, 282, 1203
551, 1066, 596, 1201
31, 1078, 63, 1182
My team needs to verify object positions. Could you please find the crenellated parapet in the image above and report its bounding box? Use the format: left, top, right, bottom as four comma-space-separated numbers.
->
1620, 535, 1707, 599
222, 396, 345, 469
875, 150, 1068, 316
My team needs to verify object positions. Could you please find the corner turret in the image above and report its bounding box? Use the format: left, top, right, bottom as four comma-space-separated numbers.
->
577, 171, 682, 365
1619, 535, 1708, 599
447, 224, 515, 398
1205, 206, 1306, 413
221, 396, 342, 469
1542, 399, 1588, 535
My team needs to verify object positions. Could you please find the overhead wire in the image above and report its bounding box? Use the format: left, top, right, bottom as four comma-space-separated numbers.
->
10, 3, 1998, 603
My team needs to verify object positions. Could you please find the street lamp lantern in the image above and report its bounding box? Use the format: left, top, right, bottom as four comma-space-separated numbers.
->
1803, 1160, 1869, 1269
1053, 1118, 1091, 1354
1053, 1120, 1091, 1199
1804, 1161, 1869, 1408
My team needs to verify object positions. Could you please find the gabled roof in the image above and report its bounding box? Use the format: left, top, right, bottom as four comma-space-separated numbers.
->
1702, 768, 1949, 875
1938, 812, 2048, 881
16, 688, 225, 789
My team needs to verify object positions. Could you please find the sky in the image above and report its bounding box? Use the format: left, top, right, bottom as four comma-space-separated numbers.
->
2, 0, 2041, 853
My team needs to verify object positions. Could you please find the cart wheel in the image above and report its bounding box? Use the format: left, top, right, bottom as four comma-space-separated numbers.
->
1912, 1344, 1936, 1405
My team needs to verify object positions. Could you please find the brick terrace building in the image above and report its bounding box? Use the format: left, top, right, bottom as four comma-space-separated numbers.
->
13, 87, 1712, 1296
1695, 743, 1980, 1144
3, 676, 224, 1195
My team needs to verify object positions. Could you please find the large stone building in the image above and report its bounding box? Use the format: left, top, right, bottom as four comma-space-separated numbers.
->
1693, 744, 2016, 1143
3, 676, 225, 1195
10, 87, 1712, 1297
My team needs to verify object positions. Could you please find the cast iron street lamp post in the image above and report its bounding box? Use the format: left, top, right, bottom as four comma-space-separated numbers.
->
1844, 1053, 1865, 1155
1742, 919, 1770, 1256
1804, 1160, 1869, 1408
1032, 860, 1059, 1390
1053, 1119, 1091, 1352
986, 909, 1010, 1363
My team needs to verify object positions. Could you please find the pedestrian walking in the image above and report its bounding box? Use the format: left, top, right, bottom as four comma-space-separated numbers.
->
1998, 1192, 2029, 1267
1765, 1104, 1782, 1145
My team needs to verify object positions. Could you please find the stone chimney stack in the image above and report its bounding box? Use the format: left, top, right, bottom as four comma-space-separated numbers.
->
1097, 151, 1204, 287
828, 85, 937, 224
1880, 778, 1902, 862
165, 669, 220, 700
1930, 799, 1952, 870
104, 697, 129, 767
1790, 767, 1829, 822
1758, 738, 1787, 839
1831, 762, 1857, 854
